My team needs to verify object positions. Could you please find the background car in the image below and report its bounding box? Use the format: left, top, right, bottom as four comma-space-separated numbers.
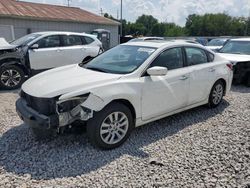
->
128, 37, 165, 42
16, 40, 233, 149
217, 38, 250, 86
206, 38, 229, 51
0, 31, 103, 90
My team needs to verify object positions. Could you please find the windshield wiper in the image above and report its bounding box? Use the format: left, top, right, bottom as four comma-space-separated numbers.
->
85, 66, 108, 73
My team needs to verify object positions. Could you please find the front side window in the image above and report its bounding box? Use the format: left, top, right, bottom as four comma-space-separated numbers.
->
219, 41, 250, 55
62, 35, 83, 46
82, 45, 156, 74
185, 47, 208, 66
150, 48, 183, 70
35, 35, 61, 48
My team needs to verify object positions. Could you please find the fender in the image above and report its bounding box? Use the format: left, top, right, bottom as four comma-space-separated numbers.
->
59, 80, 142, 119
0, 47, 30, 75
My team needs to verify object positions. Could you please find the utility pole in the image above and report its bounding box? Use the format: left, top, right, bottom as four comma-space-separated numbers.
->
67, 0, 71, 7
246, 10, 250, 36
120, 0, 123, 36
100, 8, 103, 16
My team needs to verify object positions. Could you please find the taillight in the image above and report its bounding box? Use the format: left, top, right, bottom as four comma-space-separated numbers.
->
226, 63, 233, 71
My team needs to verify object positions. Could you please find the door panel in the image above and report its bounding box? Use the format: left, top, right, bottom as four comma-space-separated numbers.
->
184, 47, 215, 105
59, 45, 86, 65
141, 68, 190, 121
29, 35, 63, 70
141, 47, 190, 121
60, 35, 95, 65
188, 64, 215, 104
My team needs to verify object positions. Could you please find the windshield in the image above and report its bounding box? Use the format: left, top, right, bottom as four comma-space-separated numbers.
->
82, 45, 156, 74
219, 41, 250, 55
10, 33, 42, 46
207, 39, 227, 46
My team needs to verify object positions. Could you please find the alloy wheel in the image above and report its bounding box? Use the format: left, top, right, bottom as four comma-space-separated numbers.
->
212, 84, 223, 105
100, 111, 129, 145
0, 69, 21, 87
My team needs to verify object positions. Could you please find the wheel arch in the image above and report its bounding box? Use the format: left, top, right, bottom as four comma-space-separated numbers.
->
109, 99, 136, 121
0, 59, 29, 75
214, 78, 227, 95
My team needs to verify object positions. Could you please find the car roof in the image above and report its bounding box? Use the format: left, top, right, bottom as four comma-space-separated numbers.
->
210, 38, 229, 41
33, 31, 95, 38
121, 40, 204, 49
230, 38, 250, 42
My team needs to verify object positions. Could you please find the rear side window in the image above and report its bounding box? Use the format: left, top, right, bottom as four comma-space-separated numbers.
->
208, 52, 215, 62
83, 36, 94, 44
185, 47, 208, 66
36, 35, 60, 48
62, 35, 83, 46
150, 48, 184, 70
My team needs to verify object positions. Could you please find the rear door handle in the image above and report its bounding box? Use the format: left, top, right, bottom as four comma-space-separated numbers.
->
209, 68, 215, 72
180, 75, 189, 80
56, 49, 62, 52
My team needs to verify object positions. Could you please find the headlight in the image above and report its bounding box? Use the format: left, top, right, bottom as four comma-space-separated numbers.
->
56, 94, 89, 113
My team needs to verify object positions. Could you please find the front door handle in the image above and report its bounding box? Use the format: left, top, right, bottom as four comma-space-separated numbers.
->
56, 49, 62, 52
209, 68, 215, 72
180, 75, 189, 80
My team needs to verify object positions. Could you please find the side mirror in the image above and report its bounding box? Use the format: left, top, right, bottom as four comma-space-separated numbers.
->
147, 66, 168, 76
30, 44, 39, 50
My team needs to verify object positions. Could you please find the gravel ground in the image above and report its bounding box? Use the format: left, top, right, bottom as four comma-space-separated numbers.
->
0, 86, 249, 188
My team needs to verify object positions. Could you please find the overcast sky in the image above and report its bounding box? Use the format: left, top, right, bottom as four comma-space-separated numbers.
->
23, 0, 250, 26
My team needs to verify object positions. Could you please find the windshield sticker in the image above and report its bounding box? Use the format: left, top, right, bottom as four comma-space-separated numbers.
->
138, 48, 155, 54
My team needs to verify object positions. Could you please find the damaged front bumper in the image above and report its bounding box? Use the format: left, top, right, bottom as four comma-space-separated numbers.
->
16, 98, 93, 130
16, 98, 58, 130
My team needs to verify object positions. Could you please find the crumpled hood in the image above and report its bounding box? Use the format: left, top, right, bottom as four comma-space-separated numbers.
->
217, 53, 250, 65
0, 45, 16, 50
0, 38, 17, 50
22, 65, 122, 98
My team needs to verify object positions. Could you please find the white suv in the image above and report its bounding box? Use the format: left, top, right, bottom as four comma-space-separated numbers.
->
0, 31, 103, 89
16, 41, 233, 149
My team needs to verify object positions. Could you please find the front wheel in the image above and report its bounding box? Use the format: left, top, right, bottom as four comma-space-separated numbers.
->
87, 102, 134, 149
208, 80, 225, 108
0, 65, 25, 90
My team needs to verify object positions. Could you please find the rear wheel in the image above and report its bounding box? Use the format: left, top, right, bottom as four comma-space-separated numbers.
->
87, 102, 134, 149
208, 80, 225, 108
0, 65, 25, 90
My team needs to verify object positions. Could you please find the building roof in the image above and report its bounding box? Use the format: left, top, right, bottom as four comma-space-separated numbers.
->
0, 0, 120, 26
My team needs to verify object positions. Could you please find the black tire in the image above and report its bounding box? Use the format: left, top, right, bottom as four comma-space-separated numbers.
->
208, 80, 225, 108
87, 102, 134, 150
0, 65, 25, 90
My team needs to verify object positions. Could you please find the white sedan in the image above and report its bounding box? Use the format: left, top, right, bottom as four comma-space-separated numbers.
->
16, 41, 233, 149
